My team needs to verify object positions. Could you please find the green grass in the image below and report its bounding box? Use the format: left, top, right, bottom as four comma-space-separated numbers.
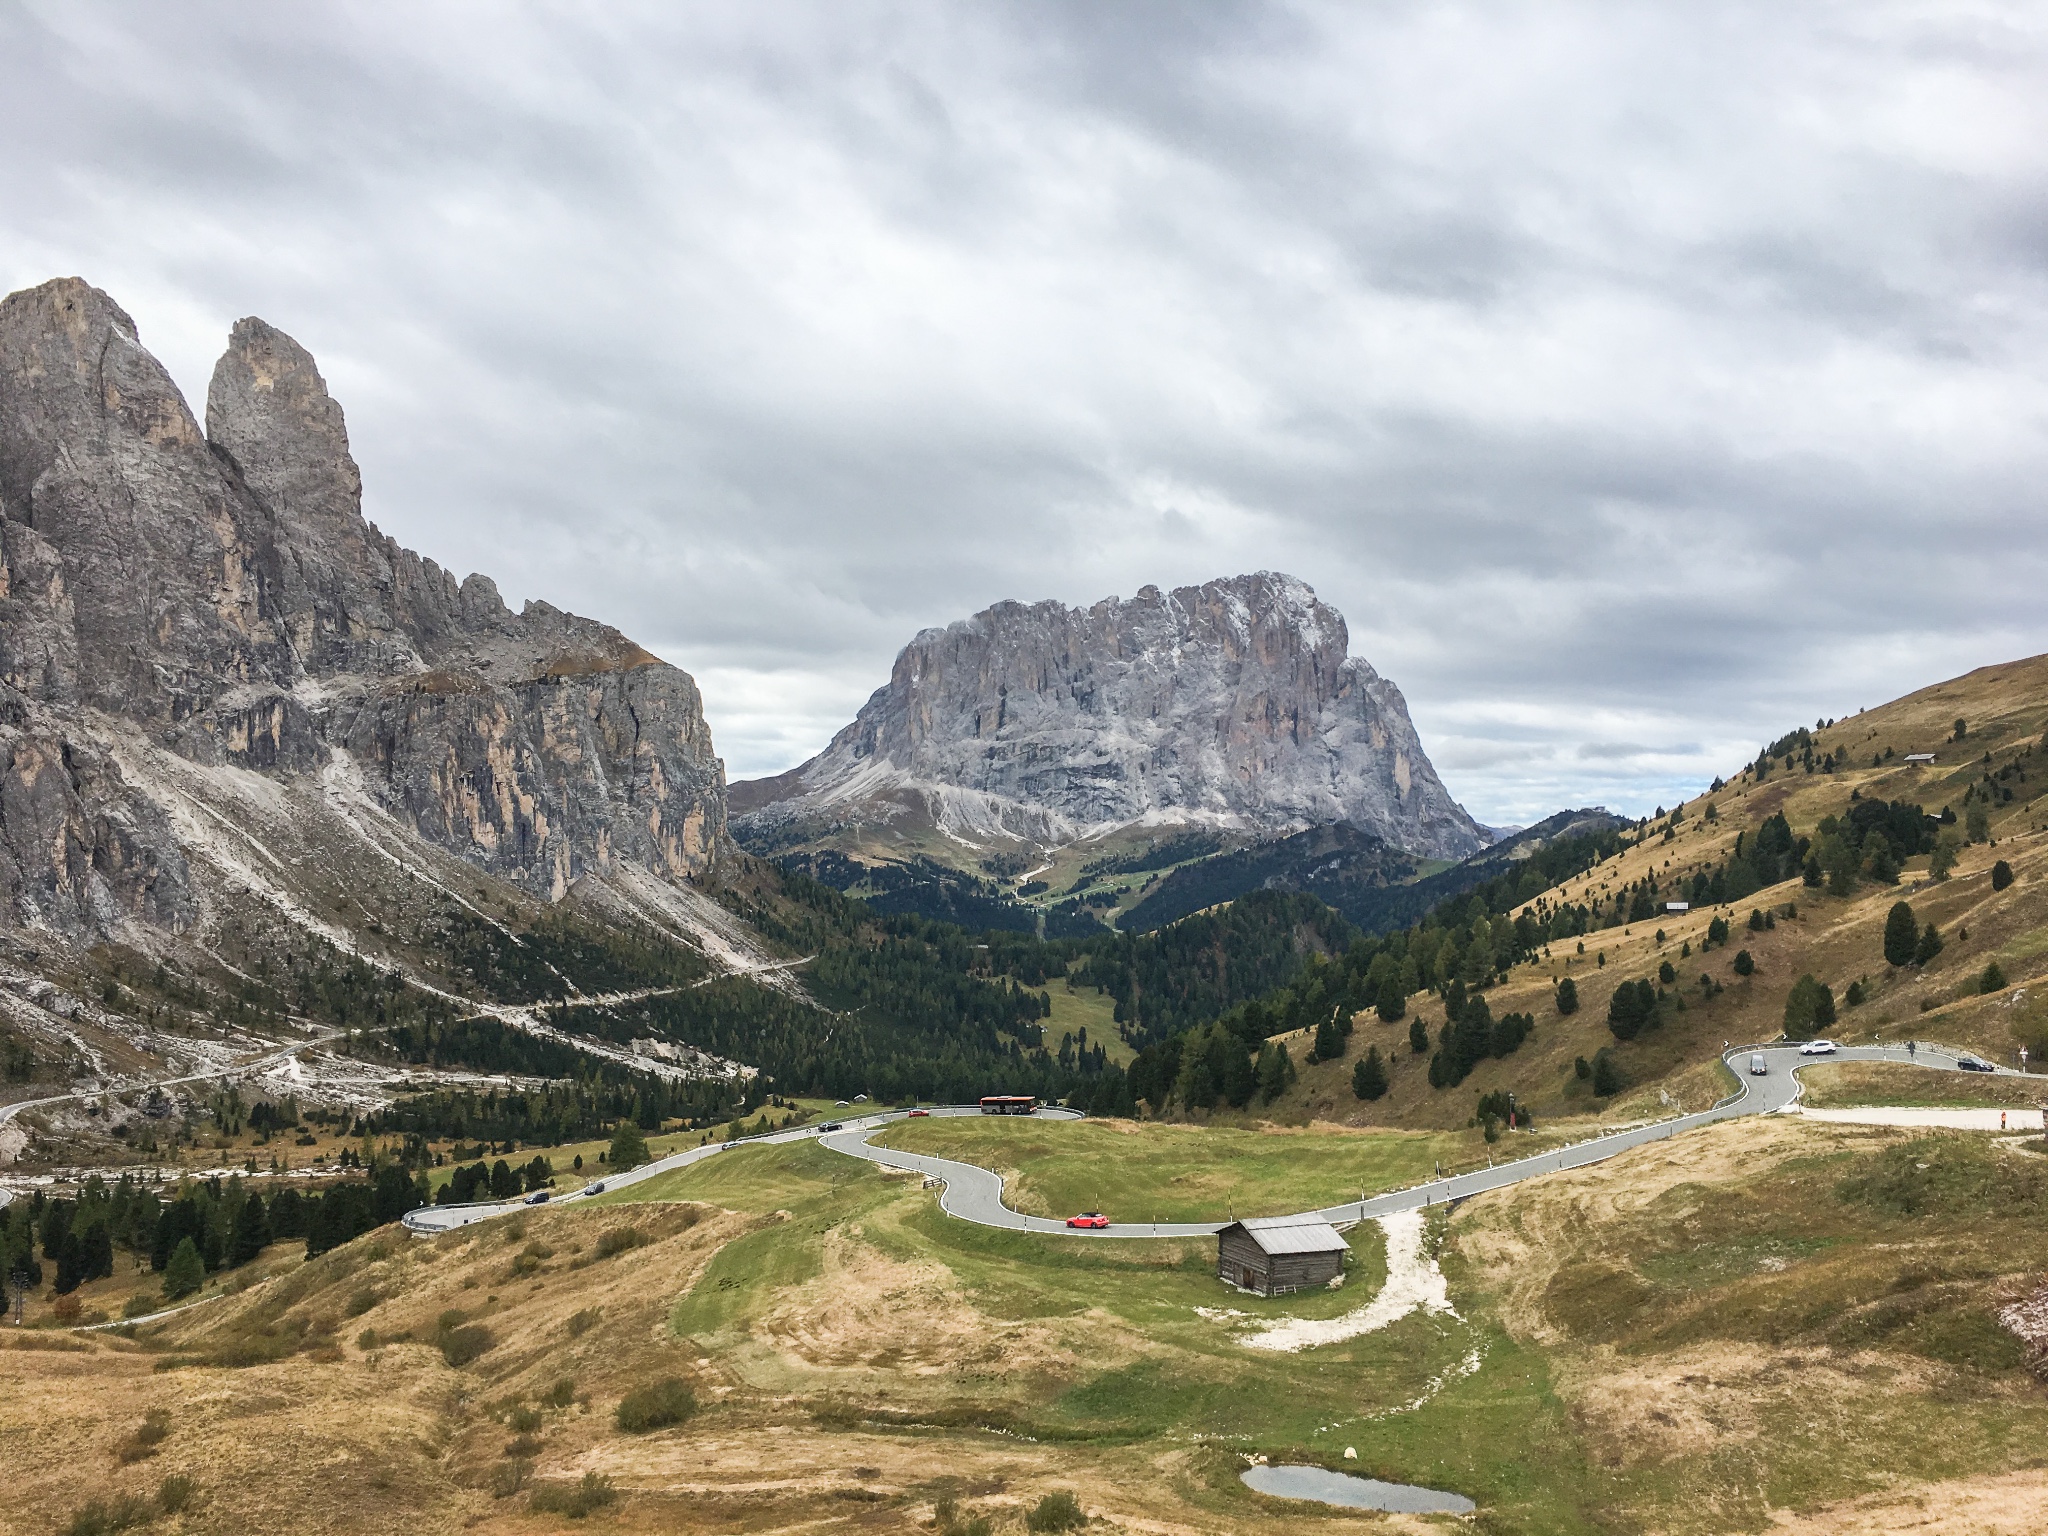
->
1043, 984, 1129, 1065
870, 1115, 1463, 1221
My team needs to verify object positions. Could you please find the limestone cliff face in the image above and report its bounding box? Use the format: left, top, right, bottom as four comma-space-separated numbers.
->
733, 573, 1483, 860
0, 277, 726, 934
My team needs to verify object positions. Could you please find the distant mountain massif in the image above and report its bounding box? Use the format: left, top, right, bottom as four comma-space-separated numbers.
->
728, 573, 1539, 933
732, 573, 1485, 859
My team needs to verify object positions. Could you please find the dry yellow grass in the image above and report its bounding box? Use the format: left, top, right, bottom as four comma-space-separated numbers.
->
1280, 651, 2048, 1132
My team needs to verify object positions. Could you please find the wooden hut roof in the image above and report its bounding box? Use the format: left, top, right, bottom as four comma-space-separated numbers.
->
1225, 1217, 1349, 1256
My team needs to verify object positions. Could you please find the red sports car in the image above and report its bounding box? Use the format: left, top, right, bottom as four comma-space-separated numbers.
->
907, 1109, 930, 1117
1066, 1212, 1110, 1229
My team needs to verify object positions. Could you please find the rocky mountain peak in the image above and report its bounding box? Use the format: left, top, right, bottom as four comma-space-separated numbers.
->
734, 571, 1484, 861
0, 277, 729, 935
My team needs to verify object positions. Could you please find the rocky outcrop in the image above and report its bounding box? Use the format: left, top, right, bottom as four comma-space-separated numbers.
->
0, 277, 727, 933
734, 573, 1483, 860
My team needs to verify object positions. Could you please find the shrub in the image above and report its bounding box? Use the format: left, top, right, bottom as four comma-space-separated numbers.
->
1554, 977, 1578, 1015
438, 1322, 495, 1369
508, 1405, 543, 1433
117, 1408, 171, 1463
1915, 922, 1945, 966
1574, 1055, 1590, 1080
566, 1307, 602, 1338
530, 1472, 616, 1518
1747, 909, 1766, 932
594, 1226, 648, 1260
489, 1460, 532, 1498
156, 1475, 194, 1515
504, 1434, 542, 1459
1844, 979, 1865, 1007
1027, 1490, 1087, 1532
62, 1495, 155, 1536
1980, 962, 2007, 994
1992, 859, 2015, 892
615, 1377, 696, 1433
541, 1376, 577, 1409
1591, 1049, 1624, 1097
1657, 960, 1676, 985
1733, 949, 1755, 978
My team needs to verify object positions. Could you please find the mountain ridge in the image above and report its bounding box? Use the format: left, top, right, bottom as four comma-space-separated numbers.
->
0, 278, 728, 937
732, 572, 1486, 864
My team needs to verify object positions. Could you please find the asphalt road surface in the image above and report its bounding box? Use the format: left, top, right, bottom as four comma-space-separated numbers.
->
399, 1040, 2019, 1238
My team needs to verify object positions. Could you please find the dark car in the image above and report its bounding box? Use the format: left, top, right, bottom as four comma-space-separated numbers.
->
524, 1190, 550, 1204
1958, 1055, 1994, 1072
820, 1121, 843, 1132
583, 1182, 605, 1196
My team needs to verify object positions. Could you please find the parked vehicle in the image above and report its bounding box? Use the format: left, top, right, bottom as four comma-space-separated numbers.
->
1066, 1212, 1110, 1229
1749, 1053, 1768, 1076
1799, 1039, 1838, 1055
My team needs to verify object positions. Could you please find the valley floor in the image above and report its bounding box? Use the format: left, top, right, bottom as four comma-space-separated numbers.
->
8, 1104, 2048, 1536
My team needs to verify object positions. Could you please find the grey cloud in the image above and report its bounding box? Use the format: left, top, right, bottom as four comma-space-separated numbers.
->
2, 0, 2045, 824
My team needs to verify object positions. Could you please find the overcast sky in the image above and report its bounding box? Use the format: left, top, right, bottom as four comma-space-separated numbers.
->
3, 2, 2044, 825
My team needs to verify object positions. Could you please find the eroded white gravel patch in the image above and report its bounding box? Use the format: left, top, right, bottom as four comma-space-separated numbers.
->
1238, 1208, 1457, 1353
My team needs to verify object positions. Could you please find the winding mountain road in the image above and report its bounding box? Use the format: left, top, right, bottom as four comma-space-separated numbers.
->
401, 1041, 2026, 1238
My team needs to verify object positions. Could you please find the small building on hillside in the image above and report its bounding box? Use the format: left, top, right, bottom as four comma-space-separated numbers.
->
1216, 1216, 1349, 1296
1664, 901, 1690, 914
1903, 753, 1937, 765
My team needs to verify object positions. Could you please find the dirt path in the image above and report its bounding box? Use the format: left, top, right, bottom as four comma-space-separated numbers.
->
1238, 1210, 1456, 1353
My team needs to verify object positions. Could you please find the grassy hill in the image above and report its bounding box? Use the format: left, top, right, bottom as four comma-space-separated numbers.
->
1247, 652, 2048, 1131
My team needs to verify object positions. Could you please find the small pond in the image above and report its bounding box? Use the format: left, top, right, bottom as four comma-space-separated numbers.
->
1241, 1463, 1475, 1514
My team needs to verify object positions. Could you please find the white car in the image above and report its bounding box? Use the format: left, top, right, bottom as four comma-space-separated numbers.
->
1799, 1039, 1838, 1055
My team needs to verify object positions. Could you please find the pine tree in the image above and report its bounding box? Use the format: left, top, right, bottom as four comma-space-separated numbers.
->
1883, 902, 1919, 967
163, 1237, 204, 1300
1408, 1017, 1429, 1055
1591, 1050, 1623, 1097
228, 1192, 271, 1267
1375, 976, 1406, 1022
1783, 974, 1835, 1038
1311, 1012, 1343, 1064
1992, 859, 2015, 892
1352, 1047, 1388, 1102
1554, 977, 1578, 1015
1913, 922, 1944, 965
607, 1120, 651, 1172
1733, 949, 1755, 977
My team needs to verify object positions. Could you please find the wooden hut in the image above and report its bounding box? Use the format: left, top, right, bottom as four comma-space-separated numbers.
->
1215, 1216, 1348, 1296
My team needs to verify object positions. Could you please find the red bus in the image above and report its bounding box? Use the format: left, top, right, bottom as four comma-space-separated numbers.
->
978, 1095, 1037, 1116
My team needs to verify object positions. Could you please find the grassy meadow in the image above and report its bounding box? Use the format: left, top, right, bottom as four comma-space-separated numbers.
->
868, 1114, 1476, 1221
